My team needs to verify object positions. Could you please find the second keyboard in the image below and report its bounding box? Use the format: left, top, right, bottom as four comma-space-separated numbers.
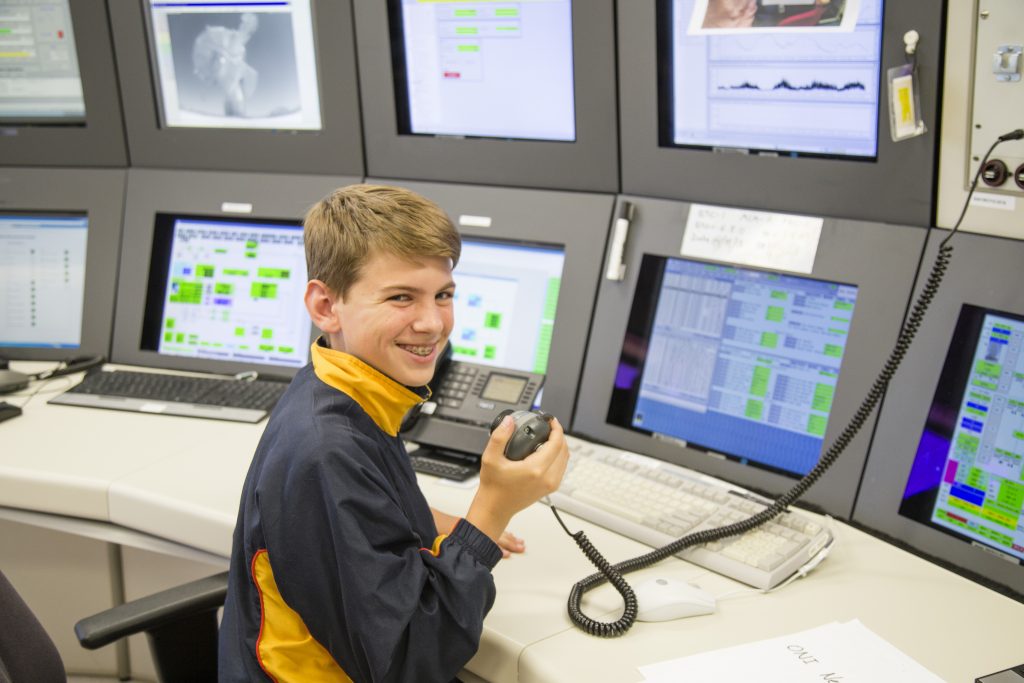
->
549, 436, 832, 590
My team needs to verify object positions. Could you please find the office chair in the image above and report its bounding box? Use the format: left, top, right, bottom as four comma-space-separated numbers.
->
0, 569, 66, 683
74, 571, 229, 682
0, 566, 228, 682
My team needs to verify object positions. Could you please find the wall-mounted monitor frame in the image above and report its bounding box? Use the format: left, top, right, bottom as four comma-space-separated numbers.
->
368, 178, 614, 451
108, 1, 363, 175
112, 168, 360, 377
0, 2, 127, 167
617, 1, 943, 226
572, 195, 927, 518
355, 1, 619, 193
0, 167, 126, 361
854, 230, 1024, 598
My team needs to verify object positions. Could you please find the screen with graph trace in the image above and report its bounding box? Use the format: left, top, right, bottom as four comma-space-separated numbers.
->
663, 0, 884, 159
450, 237, 565, 375
139, 213, 310, 369
899, 305, 1024, 567
389, 0, 576, 142
608, 254, 860, 477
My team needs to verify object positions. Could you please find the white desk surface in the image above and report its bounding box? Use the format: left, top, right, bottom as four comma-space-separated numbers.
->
2, 362, 1023, 682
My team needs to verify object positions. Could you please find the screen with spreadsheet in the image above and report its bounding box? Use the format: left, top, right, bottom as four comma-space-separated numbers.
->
388, 0, 576, 141
0, 0, 86, 123
661, 0, 884, 159
0, 213, 87, 349
899, 304, 1024, 566
451, 237, 565, 375
139, 213, 310, 369
608, 254, 859, 477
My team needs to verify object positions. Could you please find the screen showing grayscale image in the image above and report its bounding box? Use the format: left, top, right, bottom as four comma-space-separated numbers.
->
145, 0, 321, 130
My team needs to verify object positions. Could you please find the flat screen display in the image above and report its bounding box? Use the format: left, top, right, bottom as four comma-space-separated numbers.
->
0, 0, 85, 123
389, 0, 576, 141
609, 254, 859, 477
451, 237, 565, 374
899, 304, 1024, 566
0, 213, 87, 349
661, 0, 884, 159
144, 0, 322, 130
140, 213, 310, 369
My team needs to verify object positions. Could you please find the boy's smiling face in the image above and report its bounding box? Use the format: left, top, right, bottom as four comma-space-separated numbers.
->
324, 250, 455, 387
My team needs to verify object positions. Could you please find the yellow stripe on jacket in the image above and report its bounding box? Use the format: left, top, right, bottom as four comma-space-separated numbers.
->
251, 550, 354, 682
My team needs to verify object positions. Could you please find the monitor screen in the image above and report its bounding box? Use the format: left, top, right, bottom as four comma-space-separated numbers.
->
899, 304, 1024, 567
661, 0, 884, 159
0, 0, 85, 123
0, 213, 87, 349
143, 0, 321, 130
140, 213, 310, 369
608, 254, 859, 477
388, 0, 576, 142
450, 237, 565, 374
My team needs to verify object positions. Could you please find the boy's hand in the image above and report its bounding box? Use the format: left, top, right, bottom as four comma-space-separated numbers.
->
466, 415, 570, 545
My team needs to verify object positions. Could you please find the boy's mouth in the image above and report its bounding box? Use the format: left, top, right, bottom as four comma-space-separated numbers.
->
397, 343, 434, 357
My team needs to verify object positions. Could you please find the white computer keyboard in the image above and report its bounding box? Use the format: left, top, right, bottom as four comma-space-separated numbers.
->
549, 436, 833, 590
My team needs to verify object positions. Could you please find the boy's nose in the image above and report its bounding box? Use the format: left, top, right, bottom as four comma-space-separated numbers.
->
412, 303, 448, 335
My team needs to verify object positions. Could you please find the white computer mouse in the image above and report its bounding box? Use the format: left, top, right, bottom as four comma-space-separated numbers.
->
633, 577, 717, 622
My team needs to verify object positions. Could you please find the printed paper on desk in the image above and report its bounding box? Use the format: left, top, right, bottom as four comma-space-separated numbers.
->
681, 204, 822, 274
638, 620, 944, 683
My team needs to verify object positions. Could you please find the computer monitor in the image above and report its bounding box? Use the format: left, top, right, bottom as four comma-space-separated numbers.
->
608, 255, 859, 479
354, 1, 618, 192
450, 238, 566, 375
0, 1, 126, 166
108, 1, 362, 175
0, 213, 88, 351
370, 178, 613, 453
112, 168, 360, 377
139, 213, 311, 370
617, 0, 943, 225
854, 231, 1024, 598
573, 196, 927, 518
0, 167, 126, 361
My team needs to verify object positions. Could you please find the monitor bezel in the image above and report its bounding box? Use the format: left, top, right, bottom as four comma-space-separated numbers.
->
0, 2, 127, 167
0, 168, 126, 361
112, 168, 361, 378
854, 230, 1024, 598
571, 195, 927, 518
107, 0, 363, 175
618, 0, 942, 226
355, 1, 619, 193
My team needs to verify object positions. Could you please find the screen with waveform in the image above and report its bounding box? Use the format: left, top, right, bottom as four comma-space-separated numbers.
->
662, 0, 884, 159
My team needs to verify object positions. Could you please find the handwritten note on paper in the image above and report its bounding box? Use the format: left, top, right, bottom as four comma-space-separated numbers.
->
681, 204, 823, 274
637, 620, 945, 683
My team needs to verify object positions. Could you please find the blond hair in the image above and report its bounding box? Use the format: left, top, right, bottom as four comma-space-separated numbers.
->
304, 184, 461, 298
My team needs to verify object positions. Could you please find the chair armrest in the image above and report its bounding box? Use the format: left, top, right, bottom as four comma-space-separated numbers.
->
75, 571, 229, 649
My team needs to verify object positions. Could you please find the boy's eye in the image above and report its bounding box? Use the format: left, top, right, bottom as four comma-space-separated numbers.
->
436, 290, 454, 301
389, 294, 412, 302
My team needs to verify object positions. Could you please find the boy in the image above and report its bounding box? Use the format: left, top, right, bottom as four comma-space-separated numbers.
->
218, 184, 570, 682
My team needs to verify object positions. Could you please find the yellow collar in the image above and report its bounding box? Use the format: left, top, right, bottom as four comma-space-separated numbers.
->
310, 341, 424, 437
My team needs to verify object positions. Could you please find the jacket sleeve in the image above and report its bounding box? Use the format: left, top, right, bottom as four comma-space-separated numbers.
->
259, 431, 501, 683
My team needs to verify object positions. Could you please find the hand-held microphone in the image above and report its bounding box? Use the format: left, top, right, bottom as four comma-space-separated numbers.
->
489, 409, 554, 460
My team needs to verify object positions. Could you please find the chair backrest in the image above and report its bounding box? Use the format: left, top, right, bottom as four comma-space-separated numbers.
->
0, 570, 67, 683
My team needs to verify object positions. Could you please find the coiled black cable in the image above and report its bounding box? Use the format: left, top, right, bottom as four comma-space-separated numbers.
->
556, 131, 1016, 638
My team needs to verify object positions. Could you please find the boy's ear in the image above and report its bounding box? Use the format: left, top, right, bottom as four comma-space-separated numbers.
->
305, 279, 341, 334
